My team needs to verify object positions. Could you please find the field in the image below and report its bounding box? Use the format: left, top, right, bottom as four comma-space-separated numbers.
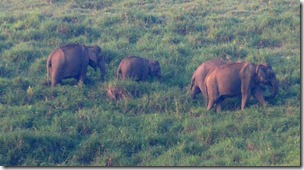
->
0, 0, 301, 166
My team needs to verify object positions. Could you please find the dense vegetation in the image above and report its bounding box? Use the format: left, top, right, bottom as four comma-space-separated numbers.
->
0, 0, 300, 166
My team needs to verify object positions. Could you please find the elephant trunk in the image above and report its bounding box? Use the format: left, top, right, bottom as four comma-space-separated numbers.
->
89, 60, 97, 72
266, 78, 278, 100
270, 78, 278, 98
98, 61, 106, 81
156, 71, 162, 82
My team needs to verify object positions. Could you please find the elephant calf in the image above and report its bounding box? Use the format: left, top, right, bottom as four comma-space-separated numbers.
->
46, 44, 106, 87
205, 61, 278, 112
117, 56, 161, 82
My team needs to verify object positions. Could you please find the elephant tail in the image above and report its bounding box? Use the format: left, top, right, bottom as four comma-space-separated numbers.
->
190, 78, 195, 92
46, 56, 52, 86
203, 83, 208, 102
116, 67, 122, 79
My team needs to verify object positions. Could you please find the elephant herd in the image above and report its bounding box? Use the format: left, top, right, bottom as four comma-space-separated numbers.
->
46, 43, 278, 112
46, 44, 161, 87
190, 58, 278, 112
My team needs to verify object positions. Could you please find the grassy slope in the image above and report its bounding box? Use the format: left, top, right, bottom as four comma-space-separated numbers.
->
0, 0, 300, 166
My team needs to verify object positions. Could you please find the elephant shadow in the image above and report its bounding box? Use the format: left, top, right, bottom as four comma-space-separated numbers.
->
220, 96, 242, 111
42, 77, 96, 87
58, 79, 79, 86
217, 95, 275, 112
192, 96, 242, 111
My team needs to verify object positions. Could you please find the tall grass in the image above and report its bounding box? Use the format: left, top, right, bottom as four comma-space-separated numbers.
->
0, 0, 300, 166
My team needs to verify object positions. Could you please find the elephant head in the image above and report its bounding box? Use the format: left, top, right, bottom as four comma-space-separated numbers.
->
88, 45, 106, 81
255, 64, 278, 99
148, 60, 161, 80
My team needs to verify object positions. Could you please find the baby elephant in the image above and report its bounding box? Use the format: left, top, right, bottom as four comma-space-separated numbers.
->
117, 56, 161, 82
46, 44, 106, 87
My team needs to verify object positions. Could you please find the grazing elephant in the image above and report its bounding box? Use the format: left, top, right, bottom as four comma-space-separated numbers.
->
205, 62, 278, 112
190, 58, 231, 101
117, 56, 161, 81
46, 44, 106, 87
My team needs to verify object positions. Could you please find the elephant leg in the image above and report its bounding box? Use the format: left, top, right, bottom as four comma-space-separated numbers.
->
207, 100, 214, 111
78, 74, 86, 84
241, 78, 252, 109
207, 97, 219, 111
241, 93, 250, 110
120, 73, 125, 80
216, 103, 221, 112
198, 83, 208, 106
51, 78, 57, 87
51, 71, 61, 87
206, 83, 219, 111
123, 71, 131, 81
190, 85, 200, 99
252, 87, 266, 106
52, 77, 61, 87
216, 96, 225, 112
215, 97, 224, 112
51, 63, 65, 87
78, 66, 88, 84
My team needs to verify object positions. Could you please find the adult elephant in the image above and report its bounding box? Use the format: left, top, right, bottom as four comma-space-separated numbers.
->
46, 44, 106, 87
117, 56, 161, 81
190, 58, 231, 101
205, 61, 278, 112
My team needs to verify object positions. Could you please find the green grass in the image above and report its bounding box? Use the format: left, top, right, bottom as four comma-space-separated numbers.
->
0, 0, 300, 166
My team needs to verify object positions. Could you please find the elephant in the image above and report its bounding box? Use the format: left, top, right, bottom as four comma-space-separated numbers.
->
117, 56, 161, 81
46, 44, 106, 87
190, 58, 231, 101
204, 61, 278, 112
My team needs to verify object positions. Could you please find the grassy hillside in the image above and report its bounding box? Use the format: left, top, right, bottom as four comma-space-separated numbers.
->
0, 0, 300, 166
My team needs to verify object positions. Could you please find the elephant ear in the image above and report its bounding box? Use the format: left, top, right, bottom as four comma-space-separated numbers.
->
148, 60, 158, 73
94, 46, 102, 58
256, 64, 268, 82
88, 47, 99, 71
88, 46, 99, 62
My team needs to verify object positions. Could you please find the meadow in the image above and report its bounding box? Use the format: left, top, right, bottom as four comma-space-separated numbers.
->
0, 0, 301, 166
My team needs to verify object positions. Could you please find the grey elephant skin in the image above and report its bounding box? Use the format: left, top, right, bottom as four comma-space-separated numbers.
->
205, 61, 278, 112
46, 44, 106, 87
190, 58, 231, 101
117, 56, 161, 82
